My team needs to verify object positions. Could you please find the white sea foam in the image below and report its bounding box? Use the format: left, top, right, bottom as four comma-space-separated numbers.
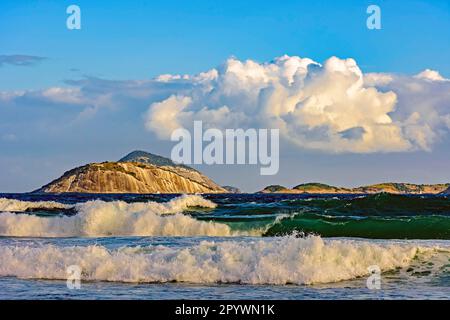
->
1, 236, 447, 285
0, 195, 234, 237
0, 198, 72, 212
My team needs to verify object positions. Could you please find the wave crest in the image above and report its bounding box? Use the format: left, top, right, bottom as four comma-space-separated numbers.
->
2, 236, 446, 285
0, 195, 231, 237
0, 198, 72, 212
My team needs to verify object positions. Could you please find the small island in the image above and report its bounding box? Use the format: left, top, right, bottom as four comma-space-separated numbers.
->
259, 182, 450, 195
34, 151, 227, 194
33, 151, 450, 195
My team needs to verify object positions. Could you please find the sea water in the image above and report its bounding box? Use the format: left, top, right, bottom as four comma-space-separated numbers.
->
0, 193, 449, 299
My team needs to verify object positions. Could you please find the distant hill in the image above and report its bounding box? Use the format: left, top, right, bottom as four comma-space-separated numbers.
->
222, 186, 241, 193
34, 151, 226, 194
259, 185, 290, 193
353, 183, 450, 194
293, 183, 351, 193
260, 182, 449, 194
119, 150, 196, 170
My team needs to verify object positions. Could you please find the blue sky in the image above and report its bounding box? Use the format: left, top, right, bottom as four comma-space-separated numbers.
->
0, 0, 449, 192
1, 0, 449, 89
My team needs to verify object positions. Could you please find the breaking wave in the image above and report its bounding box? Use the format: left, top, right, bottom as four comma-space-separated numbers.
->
263, 212, 450, 239
0, 195, 235, 237
1, 236, 448, 285
2, 193, 450, 239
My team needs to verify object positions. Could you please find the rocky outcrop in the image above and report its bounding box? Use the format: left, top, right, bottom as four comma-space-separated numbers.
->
35, 151, 227, 194
222, 186, 241, 193
119, 150, 192, 169
293, 183, 351, 194
259, 183, 351, 194
260, 182, 450, 194
353, 183, 449, 194
259, 185, 291, 193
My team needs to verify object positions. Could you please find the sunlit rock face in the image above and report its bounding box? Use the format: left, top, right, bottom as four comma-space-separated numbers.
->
35, 151, 226, 194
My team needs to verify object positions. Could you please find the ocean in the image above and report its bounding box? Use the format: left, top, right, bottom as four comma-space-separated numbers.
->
0, 193, 449, 300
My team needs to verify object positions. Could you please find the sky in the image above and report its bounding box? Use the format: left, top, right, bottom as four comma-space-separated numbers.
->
0, 0, 449, 192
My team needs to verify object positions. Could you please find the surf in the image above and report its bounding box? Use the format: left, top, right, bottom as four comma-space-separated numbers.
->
263, 212, 450, 239
0, 198, 73, 212
0, 235, 448, 285
0, 195, 236, 237
1, 193, 449, 239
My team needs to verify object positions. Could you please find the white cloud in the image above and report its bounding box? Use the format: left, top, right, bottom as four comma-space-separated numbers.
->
145, 95, 192, 139
144, 55, 450, 153
414, 69, 448, 82
1, 55, 449, 155
364, 72, 394, 86
41, 87, 84, 104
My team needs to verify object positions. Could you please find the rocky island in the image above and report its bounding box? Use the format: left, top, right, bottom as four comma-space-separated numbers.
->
259, 182, 450, 194
34, 152, 449, 195
34, 151, 227, 194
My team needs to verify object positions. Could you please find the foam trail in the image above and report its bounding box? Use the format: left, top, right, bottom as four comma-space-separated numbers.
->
0, 195, 233, 237
1, 236, 447, 285
0, 198, 72, 212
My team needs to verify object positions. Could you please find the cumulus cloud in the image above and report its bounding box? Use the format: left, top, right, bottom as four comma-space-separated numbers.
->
144, 55, 450, 153
0, 55, 46, 67
1, 55, 449, 155
414, 69, 448, 82
364, 72, 394, 86
376, 72, 450, 151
